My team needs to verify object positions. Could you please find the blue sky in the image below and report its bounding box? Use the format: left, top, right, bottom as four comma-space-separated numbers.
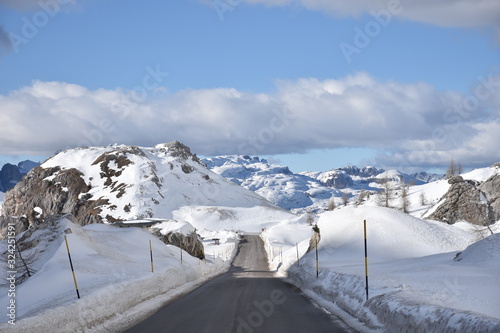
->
1, 0, 499, 173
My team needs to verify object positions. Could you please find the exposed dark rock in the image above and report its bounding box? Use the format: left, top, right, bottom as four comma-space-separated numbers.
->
155, 141, 204, 166
448, 175, 464, 184
181, 163, 194, 174
319, 172, 353, 189
479, 174, 500, 223
150, 228, 205, 259
428, 176, 497, 226
0, 166, 108, 238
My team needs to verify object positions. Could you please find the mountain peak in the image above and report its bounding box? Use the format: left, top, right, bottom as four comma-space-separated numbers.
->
0, 142, 274, 237
153, 141, 203, 165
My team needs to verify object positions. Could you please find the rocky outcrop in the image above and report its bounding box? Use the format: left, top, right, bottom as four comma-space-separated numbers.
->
339, 166, 383, 178
0, 166, 109, 237
154, 141, 204, 166
479, 174, 500, 223
318, 171, 353, 189
427, 175, 499, 225
150, 228, 205, 259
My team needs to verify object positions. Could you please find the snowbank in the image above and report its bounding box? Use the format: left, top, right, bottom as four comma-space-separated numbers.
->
0, 217, 236, 332
173, 205, 295, 232
316, 206, 477, 263
151, 219, 196, 236
454, 233, 500, 266
262, 207, 500, 332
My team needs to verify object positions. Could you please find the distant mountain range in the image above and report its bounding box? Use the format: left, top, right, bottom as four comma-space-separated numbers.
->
0, 160, 40, 192
202, 155, 444, 213
1, 154, 445, 214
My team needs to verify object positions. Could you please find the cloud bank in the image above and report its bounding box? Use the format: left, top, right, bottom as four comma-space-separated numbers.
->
1, 73, 499, 170
0, 0, 76, 11
244, 0, 500, 31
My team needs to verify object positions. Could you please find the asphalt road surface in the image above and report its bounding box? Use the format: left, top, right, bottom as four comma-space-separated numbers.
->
124, 235, 351, 333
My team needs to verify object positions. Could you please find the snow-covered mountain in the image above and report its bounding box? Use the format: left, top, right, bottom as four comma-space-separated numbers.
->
202, 155, 442, 213
0, 142, 283, 237
203, 155, 338, 211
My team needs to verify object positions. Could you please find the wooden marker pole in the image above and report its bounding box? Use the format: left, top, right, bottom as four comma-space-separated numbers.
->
180, 242, 183, 264
64, 236, 80, 299
296, 242, 300, 267
150, 240, 154, 273
364, 219, 369, 301
315, 238, 319, 279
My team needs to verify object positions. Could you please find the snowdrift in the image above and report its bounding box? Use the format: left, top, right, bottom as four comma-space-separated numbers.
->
0, 216, 234, 332
173, 205, 295, 232
316, 206, 477, 263
454, 233, 500, 266
262, 206, 500, 332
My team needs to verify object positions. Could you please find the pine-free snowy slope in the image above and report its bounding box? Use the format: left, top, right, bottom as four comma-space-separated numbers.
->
263, 206, 500, 332
0, 216, 236, 332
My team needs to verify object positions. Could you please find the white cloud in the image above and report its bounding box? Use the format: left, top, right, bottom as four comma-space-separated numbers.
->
1, 74, 499, 169
0, 0, 76, 11
244, 0, 500, 33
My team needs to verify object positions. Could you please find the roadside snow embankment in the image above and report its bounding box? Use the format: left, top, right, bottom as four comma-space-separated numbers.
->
0, 217, 237, 332
263, 206, 500, 332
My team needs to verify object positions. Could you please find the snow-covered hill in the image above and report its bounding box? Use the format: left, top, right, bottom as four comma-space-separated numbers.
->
1, 142, 286, 236
40, 143, 273, 220
263, 206, 500, 332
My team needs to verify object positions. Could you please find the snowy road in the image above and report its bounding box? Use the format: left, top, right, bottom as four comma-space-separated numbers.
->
123, 235, 351, 333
